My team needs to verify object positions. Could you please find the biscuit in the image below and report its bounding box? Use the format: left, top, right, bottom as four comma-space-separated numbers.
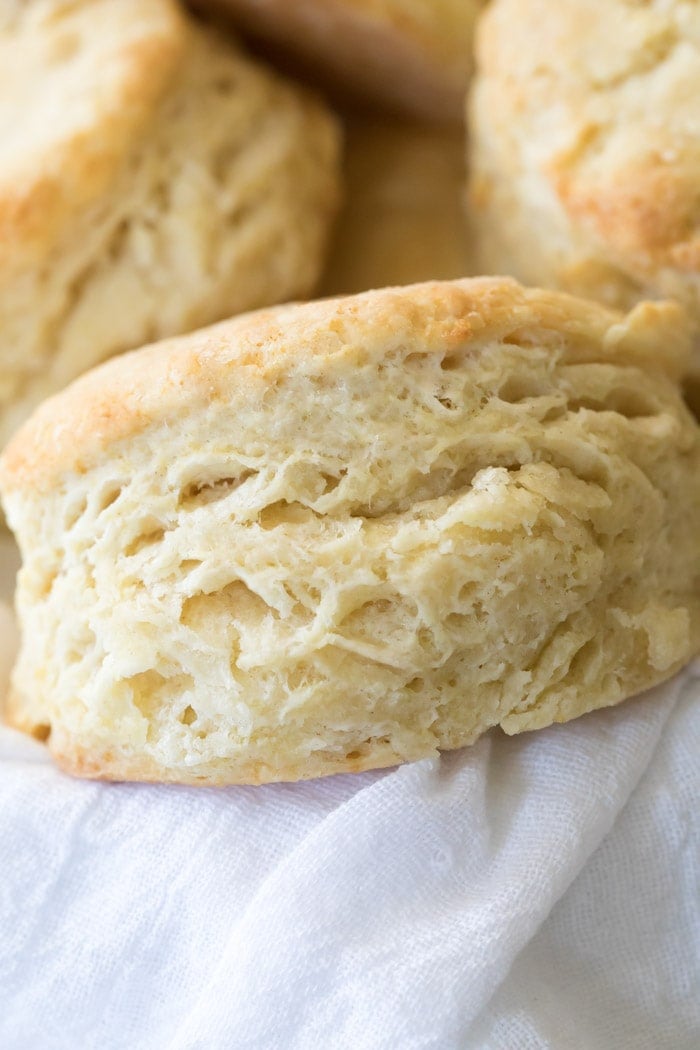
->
468, 0, 700, 400
197, 0, 485, 121
0, 0, 340, 447
2, 278, 699, 786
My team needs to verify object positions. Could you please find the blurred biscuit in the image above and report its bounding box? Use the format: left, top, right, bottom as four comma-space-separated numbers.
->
2, 278, 699, 785
0, 0, 340, 446
468, 0, 700, 399
197, 0, 485, 120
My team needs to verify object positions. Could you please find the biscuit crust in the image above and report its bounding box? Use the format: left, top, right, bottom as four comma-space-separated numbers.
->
2, 278, 699, 785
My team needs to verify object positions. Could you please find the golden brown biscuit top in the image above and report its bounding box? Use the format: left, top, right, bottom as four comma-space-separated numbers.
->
0, 278, 690, 492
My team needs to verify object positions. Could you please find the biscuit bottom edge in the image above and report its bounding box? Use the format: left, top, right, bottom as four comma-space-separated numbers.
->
16, 654, 694, 788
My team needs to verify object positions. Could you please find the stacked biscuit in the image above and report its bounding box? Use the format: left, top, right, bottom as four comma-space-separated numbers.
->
0, 0, 698, 786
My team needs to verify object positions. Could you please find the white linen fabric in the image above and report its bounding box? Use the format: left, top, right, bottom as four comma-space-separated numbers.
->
0, 534, 698, 1050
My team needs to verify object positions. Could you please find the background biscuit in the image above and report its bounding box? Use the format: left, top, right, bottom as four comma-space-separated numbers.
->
195, 0, 485, 121
0, 0, 341, 447
468, 0, 700, 403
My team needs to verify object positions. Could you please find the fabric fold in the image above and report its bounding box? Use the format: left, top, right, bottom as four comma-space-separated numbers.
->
0, 650, 688, 1049
166, 682, 682, 1050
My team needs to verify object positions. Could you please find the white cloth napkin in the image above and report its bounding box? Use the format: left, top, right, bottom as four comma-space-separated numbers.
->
0, 535, 698, 1048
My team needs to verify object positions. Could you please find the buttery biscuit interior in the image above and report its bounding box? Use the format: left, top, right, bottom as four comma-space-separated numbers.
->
1, 278, 699, 785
